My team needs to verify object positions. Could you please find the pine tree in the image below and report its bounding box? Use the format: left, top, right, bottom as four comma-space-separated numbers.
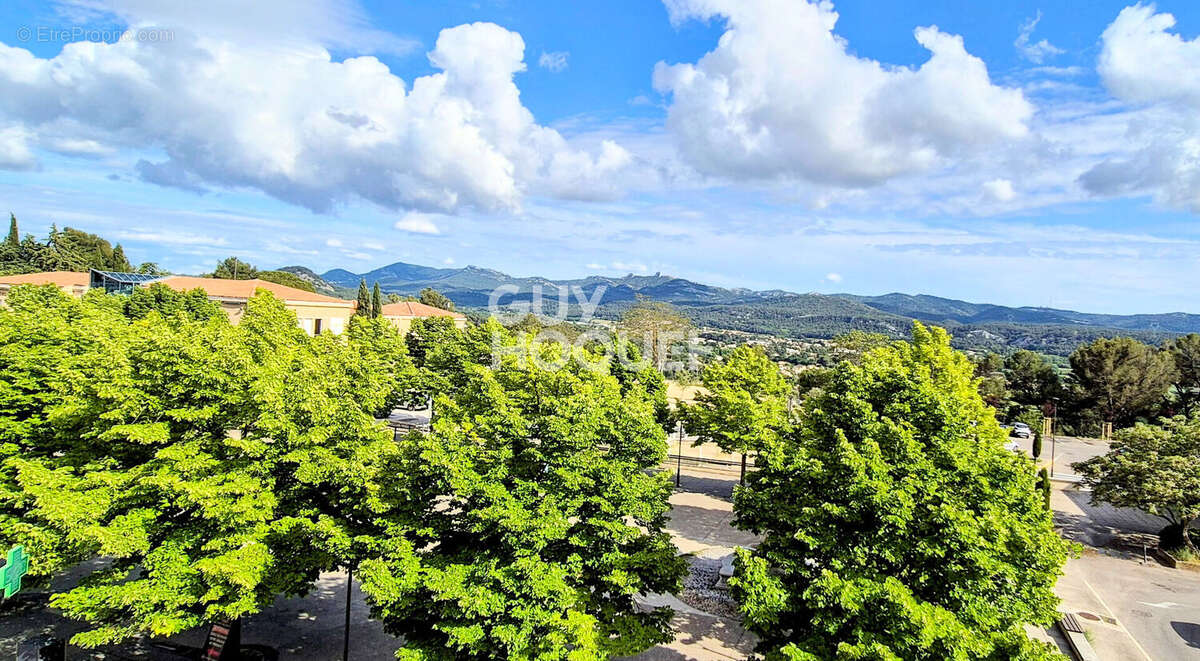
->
109, 244, 130, 272
355, 279, 371, 317
371, 282, 383, 318
5, 213, 18, 247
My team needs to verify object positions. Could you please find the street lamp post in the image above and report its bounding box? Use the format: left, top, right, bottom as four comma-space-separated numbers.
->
676, 421, 683, 488
343, 568, 352, 661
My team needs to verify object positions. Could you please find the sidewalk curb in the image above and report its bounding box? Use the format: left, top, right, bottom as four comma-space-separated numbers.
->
1057, 614, 1101, 661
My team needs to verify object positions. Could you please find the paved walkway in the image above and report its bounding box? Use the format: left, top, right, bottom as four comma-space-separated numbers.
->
627, 485, 761, 660
1052, 484, 1167, 549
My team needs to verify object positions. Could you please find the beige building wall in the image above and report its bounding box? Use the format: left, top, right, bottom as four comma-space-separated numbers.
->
0, 283, 88, 306
209, 298, 354, 335
383, 315, 467, 335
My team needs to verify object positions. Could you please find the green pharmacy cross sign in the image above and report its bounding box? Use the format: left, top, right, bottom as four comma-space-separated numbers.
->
1, 545, 29, 598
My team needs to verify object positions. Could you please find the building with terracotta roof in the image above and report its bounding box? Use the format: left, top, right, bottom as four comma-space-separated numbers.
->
0, 270, 356, 335
0, 271, 90, 302
154, 275, 356, 334
380, 300, 467, 334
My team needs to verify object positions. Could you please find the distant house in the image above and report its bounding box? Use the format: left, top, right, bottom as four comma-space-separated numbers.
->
0, 271, 92, 302
0, 270, 355, 336
380, 300, 467, 334
152, 275, 356, 335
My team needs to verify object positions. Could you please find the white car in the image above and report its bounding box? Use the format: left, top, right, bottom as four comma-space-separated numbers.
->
1004, 440, 1022, 453
1010, 422, 1032, 439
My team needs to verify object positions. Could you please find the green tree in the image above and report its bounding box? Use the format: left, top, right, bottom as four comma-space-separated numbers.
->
1037, 468, 1051, 511
37, 226, 127, 272
617, 300, 692, 370
212, 256, 258, 280
122, 283, 222, 321
418, 286, 455, 311
1074, 416, 1200, 552
729, 323, 1070, 660
974, 352, 1005, 377
1005, 350, 1062, 407
257, 269, 316, 292
1069, 337, 1176, 427
4, 213, 17, 247
358, 349, 685, 659
136, 262, 168, 276
345, 314, 418, 416
682, 345, 790, 454
1167, 334, 1200, 417
832, 330, 893, 363
371, 282, 383, 318
355, 279, 371, 317
108, 244, 131, 271
0, 287, 400, 646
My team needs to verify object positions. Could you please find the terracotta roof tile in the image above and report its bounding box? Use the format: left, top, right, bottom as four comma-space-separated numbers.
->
0, 271, 90, 287
157, 276, 353, 305
381, 301, 466, 319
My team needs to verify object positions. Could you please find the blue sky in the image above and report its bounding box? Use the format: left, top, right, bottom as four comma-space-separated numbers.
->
0, 0, 1199, 314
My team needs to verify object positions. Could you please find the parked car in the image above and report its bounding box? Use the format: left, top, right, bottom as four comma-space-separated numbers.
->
1003, 440, 1022, 453
1010, 422, 1032, 439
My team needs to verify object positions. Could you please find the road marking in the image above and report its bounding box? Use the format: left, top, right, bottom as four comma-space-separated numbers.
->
1138, 601, 1184, 609
1084, 577, 1155, 661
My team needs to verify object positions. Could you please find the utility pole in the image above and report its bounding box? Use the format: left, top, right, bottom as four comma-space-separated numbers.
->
675, 421, 683, 488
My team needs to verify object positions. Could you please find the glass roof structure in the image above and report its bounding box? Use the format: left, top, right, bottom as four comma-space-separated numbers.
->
89, 269, 166, 294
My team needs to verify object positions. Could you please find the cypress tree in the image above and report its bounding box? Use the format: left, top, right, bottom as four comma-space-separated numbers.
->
371, 282, 383, 318
5, 213, 17, 247
1031, 430, 1042, 459
355, 279, 371, 317
1038, 468, 1051, 511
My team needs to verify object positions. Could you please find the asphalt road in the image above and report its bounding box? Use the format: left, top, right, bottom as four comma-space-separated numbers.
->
1063, 552, 1200, 660
1015, 433, 1111, 478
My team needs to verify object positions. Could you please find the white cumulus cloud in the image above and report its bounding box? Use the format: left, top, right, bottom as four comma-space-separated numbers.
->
0, 1, 634, 213
1080, 5, 1200, 211
653, 0, 1032, 187
394, 212, 442, 235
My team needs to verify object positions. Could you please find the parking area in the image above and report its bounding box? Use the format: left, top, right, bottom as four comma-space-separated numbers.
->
1013, 433, 1112, 479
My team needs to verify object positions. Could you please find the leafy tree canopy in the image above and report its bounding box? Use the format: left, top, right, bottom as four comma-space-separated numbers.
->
211, 256, 258, 280
1005, 350, 1062, 408
1167, 334, 1200, 417
1069, 336, 1175, 425
683, 345, 790, 454
257, 270, 316, 292
1075, 416, 1200, 551
0, 220, 133, 275
418, 287, 455, 312
0, 286, 404, 646
730, 322, 1070, 660
359, 342, 685, 659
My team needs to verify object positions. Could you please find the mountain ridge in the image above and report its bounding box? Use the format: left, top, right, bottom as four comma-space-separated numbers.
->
282, 261, 1200, 354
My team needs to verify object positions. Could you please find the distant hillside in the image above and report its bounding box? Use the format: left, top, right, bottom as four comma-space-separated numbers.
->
309, 261, 1200, 355
840, 293, 1200, 334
